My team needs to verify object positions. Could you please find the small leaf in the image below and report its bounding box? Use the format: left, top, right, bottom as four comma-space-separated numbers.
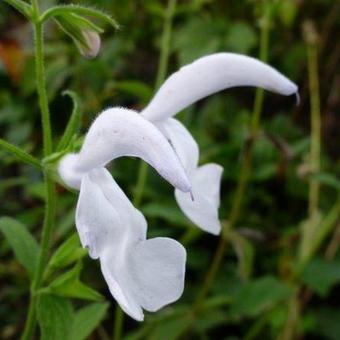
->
312, 172, 340, 191
40, 4, 119, 29
0, 138, 42, 169
0, 217, 39, 278
70, 302, 109, 340
3, 0, 32, 19
57, 90, 82, 152
37, 294, 73, 340
114, 80, 153, 105
230, 276, 292, 317
301, 258, 340, 297
47, 262, 103, 301
48, 233, 87, 273
149, 316, 193, 340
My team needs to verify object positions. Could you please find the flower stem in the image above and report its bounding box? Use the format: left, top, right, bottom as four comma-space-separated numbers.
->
279, 22, 321, 340
306, 25, 321, 219
21, 1, 56, 338
193, 2, 272, 311
113, 1, 178, 339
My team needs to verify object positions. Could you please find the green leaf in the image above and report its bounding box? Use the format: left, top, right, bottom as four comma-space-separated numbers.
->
70, 302, 109, 340
0, 138, 42, 170
226, 21, 257, 53
301, 258, 340, 297
114, 80, 153, 105
40, 4, 119, 29
57, 90, 82, 152
37, 294, 73, 340
149, 316, 193, 340
143, 202, 188, 227
230, 276, 292, 317
312, 172, 340, 191
3, 0, 32, 19
0, 217, 39, 278
47, 262, 103, 301
47, 233, 87, 274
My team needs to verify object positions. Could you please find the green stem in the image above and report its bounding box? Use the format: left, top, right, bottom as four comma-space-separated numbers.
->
193, 2, 272, 312
21, 1, 56, 338
307, 36, 321, 219
279, 22, 321, 340
113, 1, 178, 339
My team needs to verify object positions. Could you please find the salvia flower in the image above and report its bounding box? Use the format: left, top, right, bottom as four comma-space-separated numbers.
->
58, 52, 298, 320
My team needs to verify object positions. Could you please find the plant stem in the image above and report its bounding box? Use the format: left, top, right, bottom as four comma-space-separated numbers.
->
21, 1, 56, 338
113, 1, 178, 339
306, 28, 321, 219
279, 21, 321, 340
192, 4, 272, 311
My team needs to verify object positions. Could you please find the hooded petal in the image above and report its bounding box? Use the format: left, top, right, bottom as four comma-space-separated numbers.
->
58, 153, 84, 190
76, 107, 191, 193
156, 118, 199, 176
175, 163, 223, 235
141, 53, 298, 122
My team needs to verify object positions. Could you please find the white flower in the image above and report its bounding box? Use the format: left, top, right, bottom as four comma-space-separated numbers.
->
141, 53, 298, 235
58, 108, 190, 321
58, 52, 298, 320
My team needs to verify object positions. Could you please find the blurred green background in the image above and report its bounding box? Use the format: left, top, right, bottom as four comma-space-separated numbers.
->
0, 0, 339, 339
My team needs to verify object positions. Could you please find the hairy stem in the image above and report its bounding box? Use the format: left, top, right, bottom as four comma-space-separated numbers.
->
113, 1, 178, 339
21, 1, 56, 338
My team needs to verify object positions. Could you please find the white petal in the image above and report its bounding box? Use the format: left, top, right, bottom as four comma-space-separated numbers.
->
76, 168, 148, 320
142, 53, 298, 122
156, 118, 199, 176
100, 248, 145, 321
128, 237, 186, 312
175, 164, 223, 235
76, 168, 147, 258
58, 153, 84, 190
76, 107, 191, 193
76, 171, 121, 259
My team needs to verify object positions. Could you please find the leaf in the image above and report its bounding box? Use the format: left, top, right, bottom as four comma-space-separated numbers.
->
47, 262, 103, 301
0, 138, 42, 169
47, 233, 87, 273
312, 172, 340, 191
37, 294, 73, 340
0, 217, 39, 278
230, 276, 292, 317
57, 90, 82, 151
3, 0, 31, 19
149, 316, 193, 340
40, 5, 119, 29
142, 202, 188, 227
226, 21, 257, 53
301, 258, 340, 297
114, 80, 153, 105
70, 302, 108, 340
